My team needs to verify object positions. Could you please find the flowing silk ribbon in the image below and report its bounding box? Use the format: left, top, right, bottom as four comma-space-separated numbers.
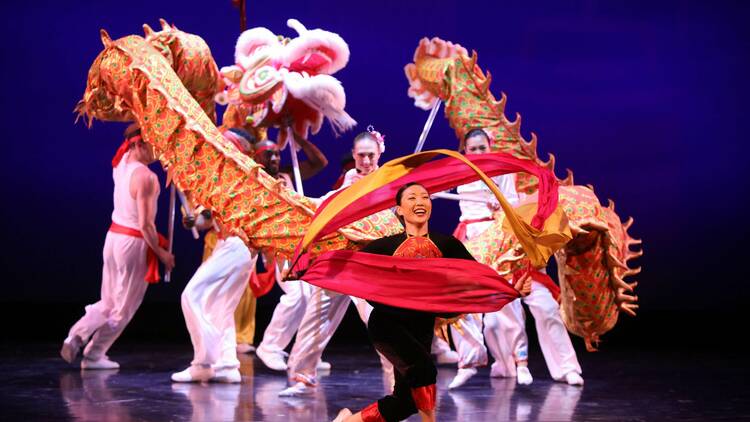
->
296, 150, 570, 268
300, 250, 522, 313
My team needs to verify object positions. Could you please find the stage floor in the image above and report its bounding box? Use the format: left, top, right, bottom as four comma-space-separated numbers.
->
0, 343, 747, 421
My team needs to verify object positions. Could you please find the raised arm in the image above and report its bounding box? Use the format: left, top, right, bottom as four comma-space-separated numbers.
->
293, 132, 329, 180
132, 168, 175, 271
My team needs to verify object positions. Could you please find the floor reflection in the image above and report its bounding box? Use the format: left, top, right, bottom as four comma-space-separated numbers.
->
55, 350, 584, 421
60, 369, 132, 422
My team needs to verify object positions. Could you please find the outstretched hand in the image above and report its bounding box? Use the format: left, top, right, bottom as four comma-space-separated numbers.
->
513, 271, 532, 296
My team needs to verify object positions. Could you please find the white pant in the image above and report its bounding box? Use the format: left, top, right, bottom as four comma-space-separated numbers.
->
257, 262, 312, 354
484, 281, 582, 380
181, 237, 256, 369
287, 287, 392, 384
448, 219, 492, 368
451, 314, 488, 368
67, 232, 150, 360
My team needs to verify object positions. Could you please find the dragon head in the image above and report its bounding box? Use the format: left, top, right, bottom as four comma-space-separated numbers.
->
217, 18, 356, 143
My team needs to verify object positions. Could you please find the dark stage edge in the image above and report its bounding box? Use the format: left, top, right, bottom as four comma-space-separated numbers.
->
0, 344, 747, 421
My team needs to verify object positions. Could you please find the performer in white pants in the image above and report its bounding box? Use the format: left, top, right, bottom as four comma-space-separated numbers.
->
280, 128, 395, 397
483, 276, 583, 386
172, 236, 257, 383
458, 129, 584, 386
253, 132, 331, 372
61, 125, 174, 369
171, 128, 260, 383
444, 128, 520, 389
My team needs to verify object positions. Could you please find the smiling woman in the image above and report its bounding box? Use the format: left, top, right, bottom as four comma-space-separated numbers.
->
325, 182, 530, 422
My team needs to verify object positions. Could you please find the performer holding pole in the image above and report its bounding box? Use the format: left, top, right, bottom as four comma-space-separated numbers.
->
171, 128, 259, 383
61, 125, 174, 369
253, 131, 330, 371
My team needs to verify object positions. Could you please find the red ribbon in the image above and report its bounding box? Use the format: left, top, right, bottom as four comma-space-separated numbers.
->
411, 384, 436, 411
301, 250, 521, 314
108, 222, 168, 283
452, 217, 494, 242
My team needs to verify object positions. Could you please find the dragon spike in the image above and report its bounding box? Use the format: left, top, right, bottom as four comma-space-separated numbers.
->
543, 153, 556, 170
623, 216, 635, 230
159, 18, 170, 30
615, 288, 637, 304
612, 275, 632, 292
468, 50, 479, 69
619, 301, 639, 317
479, 70, 492, 93
508, 112, 522, 137
607, 199, 616, 211
627, 237, 643, 246
495, 92, 508, 115
607, 252, 629, 270
143, 23, 155, 37
100, 29, 112, 48
627, 249, 644, 260
569, 222, 589, 235
624, 266, 642, 277
525, 132, 539, 154
560, 168, 575, 185
627, 281, 639, 290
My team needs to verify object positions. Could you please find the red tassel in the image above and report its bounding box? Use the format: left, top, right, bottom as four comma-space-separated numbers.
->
360, 402, 385, 422
411, 384, 436, 412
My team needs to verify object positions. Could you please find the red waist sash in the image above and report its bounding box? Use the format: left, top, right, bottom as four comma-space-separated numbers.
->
452, 217, 494, 242
109, 222, 168, 283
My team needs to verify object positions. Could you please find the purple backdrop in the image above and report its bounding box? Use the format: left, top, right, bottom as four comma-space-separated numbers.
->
1, 0, 748, 313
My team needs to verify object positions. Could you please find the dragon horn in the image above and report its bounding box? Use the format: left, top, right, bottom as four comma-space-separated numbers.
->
287, 18, 307, 35
159, 18, 170, 30
143, 23, 155, 37
100, 29, 112, 48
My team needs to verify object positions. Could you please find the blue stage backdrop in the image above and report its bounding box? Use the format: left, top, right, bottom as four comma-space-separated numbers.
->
0, 0, 747, 312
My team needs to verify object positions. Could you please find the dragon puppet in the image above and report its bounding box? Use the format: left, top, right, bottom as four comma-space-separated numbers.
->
404, 37, 642, 350
75, 18, 575, 313
75, 18, 401, 261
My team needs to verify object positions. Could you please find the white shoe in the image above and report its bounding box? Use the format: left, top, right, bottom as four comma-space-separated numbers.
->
60, 336, 82, 364
212, 368, 242, 383
317, 360, 331, 371
448, 367, 477, 389
435, 349, 459, 365
171, 365, 214, 383
236, 343, 255, 354
332, 408, 352, 422
81, 357, 120, 370
256, 347, 288, 371
278, 381, 315, 397
490, 361, 511, 378
564, 371, 584, 386
517, 366, 533, 385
